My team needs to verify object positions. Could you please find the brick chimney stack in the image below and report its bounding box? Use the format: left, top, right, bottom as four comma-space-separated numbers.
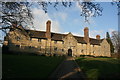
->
46, 20, 51, 39
84, 27, 89, 43
96, 35, 100, 40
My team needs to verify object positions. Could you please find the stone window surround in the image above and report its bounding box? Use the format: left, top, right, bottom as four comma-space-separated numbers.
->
30, 38, 32, 41
62, 49, 64, 51
81, 49, 84, 53
54, 41, 57, 44
29, 46, 34, 48
62, 41, 64, 44
54, 47, 57, 51
38, 39, 41, 42
16, 45, 20, 47
39, 46, 41, 50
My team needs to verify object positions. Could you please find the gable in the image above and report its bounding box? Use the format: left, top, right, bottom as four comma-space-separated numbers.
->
63, 33, 78, 45
101, 39, 109, 45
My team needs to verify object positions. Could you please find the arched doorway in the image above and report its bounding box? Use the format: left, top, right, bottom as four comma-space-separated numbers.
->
68, 49, 72, 56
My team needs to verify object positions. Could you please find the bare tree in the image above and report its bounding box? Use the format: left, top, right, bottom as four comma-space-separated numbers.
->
0, 0, 119, 43
0, 1, 103, 30
111, 0, 120, 15
111, 31, 120, 58
0, 2, 34, 30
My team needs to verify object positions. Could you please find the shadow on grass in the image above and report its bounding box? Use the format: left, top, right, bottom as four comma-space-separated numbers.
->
75, 58, 120, 80
2, 54, 65, 79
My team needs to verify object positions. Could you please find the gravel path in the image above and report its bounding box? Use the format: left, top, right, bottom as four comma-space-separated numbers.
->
49, 56, 86, 80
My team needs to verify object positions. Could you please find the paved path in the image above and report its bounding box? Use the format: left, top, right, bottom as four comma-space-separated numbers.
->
49, 57, 86, 80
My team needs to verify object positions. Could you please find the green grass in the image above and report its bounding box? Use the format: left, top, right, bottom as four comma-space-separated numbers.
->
2, 54, 64, 79
75, 57, 120, 80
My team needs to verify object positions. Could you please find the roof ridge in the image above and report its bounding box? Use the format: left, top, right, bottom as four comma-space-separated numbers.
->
73, 35, 84, 38
25, 29, 46, 32
25, 29, 67, 35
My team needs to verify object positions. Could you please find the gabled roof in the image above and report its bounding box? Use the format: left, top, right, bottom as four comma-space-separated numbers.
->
6, 26, 103, 45
25, 29, 103, 45
26, 30, 46, 39
74, 36, 87, 44
25, 30, 67, 40
51, 33, 66, 41
89, 38, 101, 45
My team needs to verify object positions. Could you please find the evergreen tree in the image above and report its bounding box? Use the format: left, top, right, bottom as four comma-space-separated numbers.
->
106, 32, 114, 53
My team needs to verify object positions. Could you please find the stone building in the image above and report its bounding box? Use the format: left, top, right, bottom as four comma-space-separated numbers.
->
3, 20, 111, 57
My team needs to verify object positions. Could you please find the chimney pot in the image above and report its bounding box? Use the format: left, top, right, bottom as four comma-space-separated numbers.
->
96, 35, 100, 40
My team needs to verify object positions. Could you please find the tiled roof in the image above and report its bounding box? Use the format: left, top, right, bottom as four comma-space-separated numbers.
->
74, 36, 87, 44
26, 30, 46, 39
89, 38, 101, 45
25, 30, 66, 40
51, 33, 66, 41
25, 29, 103, 45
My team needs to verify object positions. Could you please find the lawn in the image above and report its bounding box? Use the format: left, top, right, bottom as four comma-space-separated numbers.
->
75, 57, 120, 80
2, 54, 64, 79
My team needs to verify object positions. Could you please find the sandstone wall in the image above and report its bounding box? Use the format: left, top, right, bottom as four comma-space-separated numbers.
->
100, 39, 111, 57
6, 27, 111, 57
63, 33, 77, 56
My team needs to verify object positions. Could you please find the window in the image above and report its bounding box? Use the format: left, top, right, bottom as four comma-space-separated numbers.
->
29, 46, 34, 48
30, 38, 32, 41
81, 44, 83, 46
39, 46, 41, 51
16, 45, 20, 47
29, 46, 32, 48
38, 39, 41, 42
62, 49, 64, 52
81, 49, 83, 53
54, 47, 57, 51
54, 41, 57, 44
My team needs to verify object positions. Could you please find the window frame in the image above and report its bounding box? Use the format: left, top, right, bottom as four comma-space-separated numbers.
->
38, 39, 41, 42
62, 41, 64, 44
54, 41, 57, 44
62, 49, 64, 52
16, 45, 20, 47
30, 38, 32, 41
54, 47, 57, 51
